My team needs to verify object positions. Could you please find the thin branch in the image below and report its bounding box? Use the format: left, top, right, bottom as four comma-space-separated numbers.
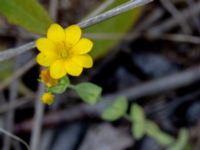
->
0, 128, 30, 150
49, 0, 58, 21
82, 0, 116, 20
3, 57, 20, 150
143, 32, 200, 44
148, 1, 200, 34
134, 7, 164, 32
160, 0, 191, 34
125, 7, 164, 41
0, 96, 33, 114
78, 0, 153, 28
186, 0, 200, 34
29, 83, 45, 150
0, 42, 35, 62
0, 0, 153, 62
104, 65, 200, 102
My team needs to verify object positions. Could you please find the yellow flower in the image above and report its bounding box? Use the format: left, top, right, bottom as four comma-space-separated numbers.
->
42, 92, 54, 105
40, 69, 59, 87
36, 24, 93, 79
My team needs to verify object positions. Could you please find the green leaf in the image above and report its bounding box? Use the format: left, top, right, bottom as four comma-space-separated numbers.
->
84, 0, 143, 59
168, 128, 189, 150
74, 82, 102, 104
0, 0, 52, 35
146, 121, 174, 146
130, 104, 146, 140
48, 76, 70, 94
131, 122, 146, 140
101, 96, 128, 121
130, 104, 145, 122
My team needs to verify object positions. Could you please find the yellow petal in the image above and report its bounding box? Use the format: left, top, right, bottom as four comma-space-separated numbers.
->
36, 38, 57, 54
36, 53, 57, 67
65, 25, 81, 48
72, 54, 93, 68
71, 38, 93, 55
47, 24, 65, 43
65, 60, 83, 76
50, 59, 67, 79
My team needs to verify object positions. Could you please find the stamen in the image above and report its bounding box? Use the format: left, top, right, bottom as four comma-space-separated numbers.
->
56, 42, 69, 59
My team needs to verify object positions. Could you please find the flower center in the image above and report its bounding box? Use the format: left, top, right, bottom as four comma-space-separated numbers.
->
57, 42, 70, 59
60, 48, 68, 58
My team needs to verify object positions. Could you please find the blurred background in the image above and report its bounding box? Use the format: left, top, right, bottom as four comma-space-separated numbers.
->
0, 0, 200, 149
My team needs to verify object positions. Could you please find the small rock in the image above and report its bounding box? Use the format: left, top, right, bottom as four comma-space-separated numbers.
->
132, 52, 178, 78
79, 123, 133, 150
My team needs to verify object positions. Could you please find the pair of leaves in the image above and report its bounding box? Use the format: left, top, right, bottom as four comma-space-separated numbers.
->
101, 96, 128, 121
102, 102, 146, 139
48, 79, 102, 105
101, 99, 145, 139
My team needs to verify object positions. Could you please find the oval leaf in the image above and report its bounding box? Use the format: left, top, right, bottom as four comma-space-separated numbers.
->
131, 122, 146, 140
0, 0, 52, 35
168, 128, 189, 150
74, 82, 102, 104
146, 121, 174, 146
101, 96, 128, 121
130, 104, 145, 122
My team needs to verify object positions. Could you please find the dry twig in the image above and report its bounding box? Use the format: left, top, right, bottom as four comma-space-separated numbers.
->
160, 0, 191, 33
29, 83, 45, 150
149, 1, 200, 33
0, 128, 30, 150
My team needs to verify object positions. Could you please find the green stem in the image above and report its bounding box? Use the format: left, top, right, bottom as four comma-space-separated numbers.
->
68, 84, 76, 90
124, 114, 132, 122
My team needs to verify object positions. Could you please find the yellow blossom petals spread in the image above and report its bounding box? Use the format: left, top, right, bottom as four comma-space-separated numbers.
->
36, 23, 93, 79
